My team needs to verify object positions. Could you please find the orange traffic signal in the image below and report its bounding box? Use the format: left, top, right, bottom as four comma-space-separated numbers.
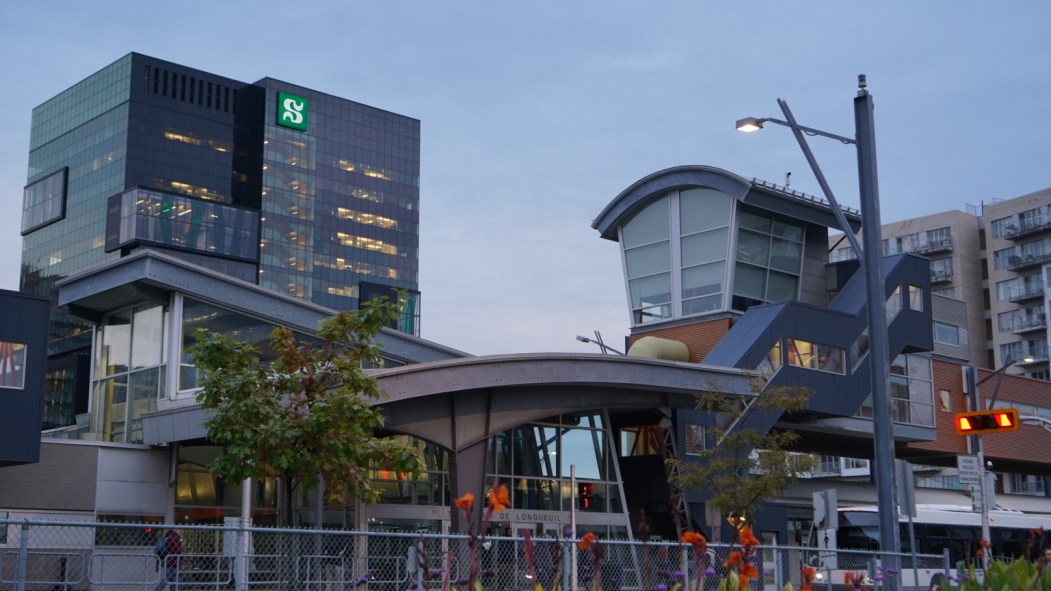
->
954, 408, 1020, 435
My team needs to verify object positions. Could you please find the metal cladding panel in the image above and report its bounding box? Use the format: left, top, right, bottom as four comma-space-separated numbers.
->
0, 290, 50, 466
699, 252, 934, 432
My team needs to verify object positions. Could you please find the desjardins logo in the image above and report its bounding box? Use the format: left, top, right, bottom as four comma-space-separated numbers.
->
277, 91, 309, 131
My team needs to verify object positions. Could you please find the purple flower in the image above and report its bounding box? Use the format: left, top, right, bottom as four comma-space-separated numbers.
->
564, 527, 574, 537
703, 567, 716, 576
582, 573, 595, 582
454, 577, 469, 586
428, 570, 443, 579
408, 583, 420, 590
886, 568, 898, 575
481, 568, 495, 578
353, 572, 372, 587
671, 571, 685, 580
654, 585, 668, 591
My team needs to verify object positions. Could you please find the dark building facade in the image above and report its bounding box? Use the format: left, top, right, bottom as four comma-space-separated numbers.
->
0, 290, 50, 466
21, 53, 421, 428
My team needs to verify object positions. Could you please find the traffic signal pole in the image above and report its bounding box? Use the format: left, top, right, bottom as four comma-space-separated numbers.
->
964, 366, 992, 568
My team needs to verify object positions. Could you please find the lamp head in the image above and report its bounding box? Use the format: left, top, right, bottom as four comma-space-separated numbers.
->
1023, 354, 1036, 363
735, 117, 764, 133
575, 335, 590, 343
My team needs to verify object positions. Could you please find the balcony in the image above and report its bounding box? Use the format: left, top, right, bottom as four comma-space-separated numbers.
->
1008, 285, 1045, 303
1010, 316, 1047, 334
913, 236, 953, 255
1003, 216, 1051, 241
1018, 347, 1050, 365
930, 269, 954, 284
1008, 251, 1051, 271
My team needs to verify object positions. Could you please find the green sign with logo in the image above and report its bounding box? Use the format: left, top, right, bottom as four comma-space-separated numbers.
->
276, 91, 309, 131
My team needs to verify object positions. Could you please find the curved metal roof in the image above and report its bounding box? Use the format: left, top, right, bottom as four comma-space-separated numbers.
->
371, 352, 755, 452
592, 165, 861, 241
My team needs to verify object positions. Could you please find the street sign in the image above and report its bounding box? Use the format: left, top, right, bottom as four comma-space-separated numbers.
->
957, 454, 981, 486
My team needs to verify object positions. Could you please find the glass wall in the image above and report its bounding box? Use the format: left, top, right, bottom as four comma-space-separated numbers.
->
857, 354, 934, 427
622, 195, 672, 324
731, 205, 805, 311
486, 412, 620, 514
619, 188, 736, 325
680, 188, 731, 315
179, 297, 283, 392
92, 304, 167, 443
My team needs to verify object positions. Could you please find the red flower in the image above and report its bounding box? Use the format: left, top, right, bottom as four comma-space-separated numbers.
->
738, 564, 759, 589
801, 566, 816, 591
681, 531, 708, 552
739, 525, 760, 549
578, 532, 598, 551
723, 551, 743, 569
454, 493, 474, 510
488, 485, 510, 512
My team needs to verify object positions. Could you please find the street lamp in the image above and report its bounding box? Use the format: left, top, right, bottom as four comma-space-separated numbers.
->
575, 332, 625, 355
737, 75, 902, 574
966, 354, 1034, 566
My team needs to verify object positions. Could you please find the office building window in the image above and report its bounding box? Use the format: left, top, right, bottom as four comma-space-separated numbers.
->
933, 322, 960, 346
21, 168, 67, 234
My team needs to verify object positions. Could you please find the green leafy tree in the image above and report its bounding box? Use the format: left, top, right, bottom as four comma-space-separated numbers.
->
670, 383, 815, 529
191, 296, 422, 526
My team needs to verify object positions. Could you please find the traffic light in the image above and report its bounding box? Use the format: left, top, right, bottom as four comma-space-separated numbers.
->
954, 408, 1020, 435
578, 482, 594, 510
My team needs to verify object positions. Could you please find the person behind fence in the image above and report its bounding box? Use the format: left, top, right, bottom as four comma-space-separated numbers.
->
154, 528, 183, 591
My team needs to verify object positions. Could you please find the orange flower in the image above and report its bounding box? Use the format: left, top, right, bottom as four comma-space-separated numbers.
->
681, 531, 708, 551
488, 485, 510, 512
739, 525, 760, 548
738, 564, 759, 590
578, 532, 598, 550
723, 551, 743, 569
801, 566, 816, 583
844, 572, 855, 587
454, 492, 474, 510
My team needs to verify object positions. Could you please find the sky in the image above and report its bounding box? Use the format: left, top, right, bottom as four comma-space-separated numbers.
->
1, 2, 1050, 357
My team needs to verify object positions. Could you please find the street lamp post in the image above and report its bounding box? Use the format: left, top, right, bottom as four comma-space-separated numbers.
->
737, 75, 901, 574
575, 332, 625, 355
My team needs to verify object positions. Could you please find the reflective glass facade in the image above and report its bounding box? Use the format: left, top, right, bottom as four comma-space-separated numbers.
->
23, 53, 422, 427
618, 187, 806, 325
256, 79, 420, 315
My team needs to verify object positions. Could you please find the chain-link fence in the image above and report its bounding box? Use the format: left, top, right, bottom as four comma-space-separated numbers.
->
0, 519, 949, 591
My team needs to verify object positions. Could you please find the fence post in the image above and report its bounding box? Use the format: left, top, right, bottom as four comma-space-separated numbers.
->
680, 543, 689, 591
15, 522, 29, 591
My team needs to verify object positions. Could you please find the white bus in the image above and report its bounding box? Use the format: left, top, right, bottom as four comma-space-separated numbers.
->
812, 505, 1051, 590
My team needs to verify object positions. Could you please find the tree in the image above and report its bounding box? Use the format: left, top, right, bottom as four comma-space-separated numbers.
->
670, 382, 815, 533
191, 296, 422, 526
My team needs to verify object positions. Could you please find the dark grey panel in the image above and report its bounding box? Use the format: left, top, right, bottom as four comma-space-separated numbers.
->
0, 290, 50, 466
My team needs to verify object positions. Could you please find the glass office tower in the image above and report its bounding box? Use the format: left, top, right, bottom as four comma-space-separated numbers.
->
21, 53, 422, 428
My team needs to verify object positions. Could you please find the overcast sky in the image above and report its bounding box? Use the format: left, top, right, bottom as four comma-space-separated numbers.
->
2, 2, 1049, 356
